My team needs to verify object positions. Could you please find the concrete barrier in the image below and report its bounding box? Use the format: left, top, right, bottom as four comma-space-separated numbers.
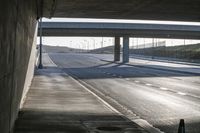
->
0, 1, 38, 132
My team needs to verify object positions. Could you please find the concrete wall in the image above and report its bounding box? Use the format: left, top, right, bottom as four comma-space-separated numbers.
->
20, 24, 38, 109
0, 0, 37, 132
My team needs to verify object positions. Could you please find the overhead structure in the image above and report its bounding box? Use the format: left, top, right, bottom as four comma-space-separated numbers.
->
42, 0, 200, 21
39, 22, 200, 39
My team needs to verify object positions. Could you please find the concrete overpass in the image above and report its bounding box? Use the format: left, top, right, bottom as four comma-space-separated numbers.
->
39, 22, 200, 62
40, 22, 200, 39
1, 1, 200, 133
42, 0, 200, 22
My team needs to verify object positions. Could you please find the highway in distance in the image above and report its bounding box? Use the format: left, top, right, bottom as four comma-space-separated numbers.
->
49, 52, 200, 133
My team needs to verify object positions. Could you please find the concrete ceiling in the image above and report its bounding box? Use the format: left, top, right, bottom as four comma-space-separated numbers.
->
43, 0, 200, 21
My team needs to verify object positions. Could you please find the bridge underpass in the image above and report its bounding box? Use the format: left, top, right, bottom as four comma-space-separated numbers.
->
36, 20, 200, 133
1, 1, 200, 133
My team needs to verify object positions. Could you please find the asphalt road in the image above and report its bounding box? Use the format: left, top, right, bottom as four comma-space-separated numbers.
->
49, 53, 200, 133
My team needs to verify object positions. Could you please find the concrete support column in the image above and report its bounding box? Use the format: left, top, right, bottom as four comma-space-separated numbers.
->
114, 37, 120, 62
123, 36, 129, 63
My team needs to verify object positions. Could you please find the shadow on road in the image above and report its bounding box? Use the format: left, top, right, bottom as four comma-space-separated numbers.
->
59, 62, 200, 80
14, 109, 143, 133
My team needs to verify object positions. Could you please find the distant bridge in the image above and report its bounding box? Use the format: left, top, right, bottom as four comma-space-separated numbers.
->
39, 22, 200, 39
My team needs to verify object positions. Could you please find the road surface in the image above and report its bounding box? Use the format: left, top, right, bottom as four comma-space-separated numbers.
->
49, 53, 200, 133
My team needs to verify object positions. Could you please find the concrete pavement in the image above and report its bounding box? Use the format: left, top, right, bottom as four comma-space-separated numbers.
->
14, 54, 148, 133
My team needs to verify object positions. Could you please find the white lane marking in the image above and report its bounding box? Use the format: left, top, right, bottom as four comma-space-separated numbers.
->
160, 87, 169, 91
134, 80, 140, 83
71, 77, 120, 113
46, 54, 57, 66
77, 77, 163, 133
125, 78, 130, 80
145, 83, 152, 86
49, 57, 120, 113
177, 92, 187, 96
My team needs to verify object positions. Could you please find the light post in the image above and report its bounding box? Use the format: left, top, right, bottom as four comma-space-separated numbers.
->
101, 37, 104, 49
152, 38, 155, 59
78, 43, 81, 53
91, 38, 96, 50
99, 37, 104, 53
38, 17, 43, 69
87, 40, 89, 52
80, 42, 84, 53
84, 39, 89, 52
70, 40, 72, 48
143, 38, 146, 55
83, 42, 86, 53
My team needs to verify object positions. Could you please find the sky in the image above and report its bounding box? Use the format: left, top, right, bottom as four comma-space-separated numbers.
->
38, 18, 200, 49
